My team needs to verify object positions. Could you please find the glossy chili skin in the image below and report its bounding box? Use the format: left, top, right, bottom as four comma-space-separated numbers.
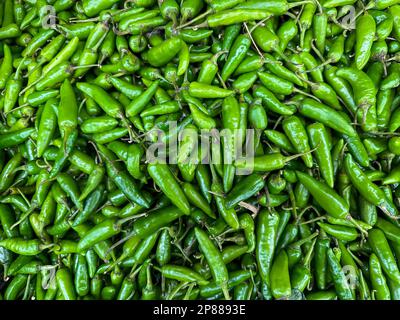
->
283, 116, 313, 168
344, 154, 398, 218
335, 67, 377, 132
225, 174, 265, 209
221, 34, 251, 82
147, 163, 191, 215
256, 210, 279, 300
296, 171, 350, 220
368, 229, 400, 284
270, 250, 291, 299
77, 218, 122, 252
161, 265, 209, 285
299, 98, 356, 137
327, 248, 354, 300
314, 233, 330, 291
317, 222, 358, 242
355, 14, 376, 70
194, 227, 230, 299
370, 253, 391, 300
97, 144, 150, 209
56, 268, 77, 300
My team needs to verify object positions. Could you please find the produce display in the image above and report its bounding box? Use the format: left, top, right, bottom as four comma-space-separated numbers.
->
0, 0, 400, 301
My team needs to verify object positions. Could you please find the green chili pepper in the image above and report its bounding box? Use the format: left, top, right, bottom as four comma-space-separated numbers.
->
195, 227, 230, 299
370, 253, 391, 300
368, 228, 400, 283
327, 248, 354, 300
355, 14, 376, 70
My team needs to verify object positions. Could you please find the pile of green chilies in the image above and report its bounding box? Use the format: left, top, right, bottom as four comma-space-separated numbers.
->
0, 0, 400, 301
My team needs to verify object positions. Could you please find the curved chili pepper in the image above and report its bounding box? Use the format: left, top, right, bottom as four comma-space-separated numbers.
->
355, 14, 376, 70
327, 248, 354, 300
299, 98, 356, 137
307, 122, 334, 188
344, 154, 398, 219
147, 162, 190, 214
283, 116, 313, 168
221, 34, 251, 82
225, 174, 265, 209
336, 67, 377, 132
370, 253, 391, 300
256, 209, 279, 299
296, 171, 349, 220
368, 228, 400, 284
0, 43, 12, 90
